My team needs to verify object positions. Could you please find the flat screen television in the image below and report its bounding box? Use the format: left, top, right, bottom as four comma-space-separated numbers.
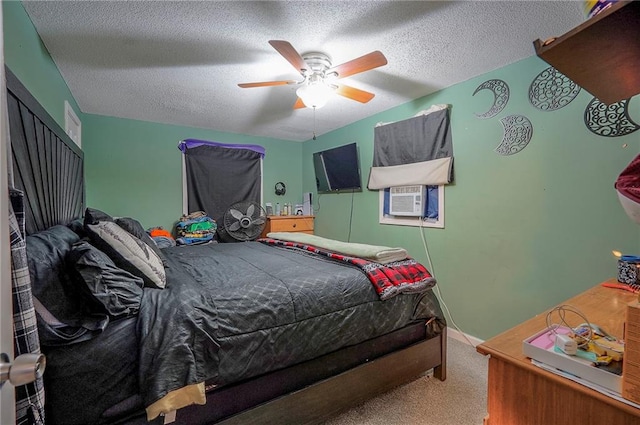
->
312, 142, 362, 193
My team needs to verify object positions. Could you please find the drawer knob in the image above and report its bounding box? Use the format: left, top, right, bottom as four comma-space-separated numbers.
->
292, 223, 296, 228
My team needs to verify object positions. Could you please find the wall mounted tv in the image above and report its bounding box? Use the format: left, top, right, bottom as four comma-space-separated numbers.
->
313, 142, 362, 193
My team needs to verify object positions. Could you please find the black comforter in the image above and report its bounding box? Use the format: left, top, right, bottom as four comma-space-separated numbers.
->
44, 241, 444, 424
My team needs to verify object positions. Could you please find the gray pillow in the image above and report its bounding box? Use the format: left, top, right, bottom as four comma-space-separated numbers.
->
85, 220, 167, 289
68, 241, 144, 318
115, 217, 168, 268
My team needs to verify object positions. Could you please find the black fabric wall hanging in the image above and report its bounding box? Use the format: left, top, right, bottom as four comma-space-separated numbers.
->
183, 144, 262, 224
368, 106, 454, 189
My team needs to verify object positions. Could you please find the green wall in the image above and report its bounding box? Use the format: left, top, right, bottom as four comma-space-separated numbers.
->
2, 1, 82, 130
3, 1, 301, 232
5, 0, 640, 340
302, 56, 640, 340
82, 114, 301, 231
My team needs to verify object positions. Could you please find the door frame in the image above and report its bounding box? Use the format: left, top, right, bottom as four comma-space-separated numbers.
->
0, 3, 17, 423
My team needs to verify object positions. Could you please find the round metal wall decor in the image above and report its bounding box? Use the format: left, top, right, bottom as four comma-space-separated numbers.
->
472, 79, 510, 119
584, 98, 640, 137
495, 115, 533, 156
529, 67, 581, 111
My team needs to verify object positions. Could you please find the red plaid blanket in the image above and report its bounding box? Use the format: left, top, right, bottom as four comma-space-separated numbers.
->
259, 238, 436, 300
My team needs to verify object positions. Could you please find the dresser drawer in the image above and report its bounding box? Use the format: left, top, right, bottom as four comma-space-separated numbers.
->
261, 215, 314, 237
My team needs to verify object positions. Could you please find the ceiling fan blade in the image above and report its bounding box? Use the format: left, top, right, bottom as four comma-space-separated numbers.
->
335, 84, 375, 103
269, 40, 307, 74
328, 51, 387, 80
293, 97, 306, 109
238, 80, 296, 88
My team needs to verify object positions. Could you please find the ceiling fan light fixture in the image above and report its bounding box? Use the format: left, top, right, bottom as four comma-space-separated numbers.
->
296, 82, 333, 109
239, 41, 387, 110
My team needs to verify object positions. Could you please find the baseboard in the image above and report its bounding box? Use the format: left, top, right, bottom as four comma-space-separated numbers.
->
447, 326, 484, 347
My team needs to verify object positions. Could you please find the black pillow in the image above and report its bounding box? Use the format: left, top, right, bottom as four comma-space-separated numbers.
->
115, 217, 168, 268
68, 241, 144, 318
26, 225, 82, 321
26, 225, 109, 346
66, 218, 86, 237
84, 207, 115, 225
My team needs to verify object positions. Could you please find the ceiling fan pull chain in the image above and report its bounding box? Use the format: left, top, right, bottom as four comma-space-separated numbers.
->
313, 107, 317, 140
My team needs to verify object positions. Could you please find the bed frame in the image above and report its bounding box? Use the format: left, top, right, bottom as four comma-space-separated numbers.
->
220, 331, 445, 425
164, 323, 446, 425
6, 66, 447, 425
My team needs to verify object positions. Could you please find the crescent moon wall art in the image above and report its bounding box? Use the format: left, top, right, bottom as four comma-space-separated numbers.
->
495, 115, 533, 156
584, 98, 640, 137
473, 79, 509, 119
529, 67, 581, 111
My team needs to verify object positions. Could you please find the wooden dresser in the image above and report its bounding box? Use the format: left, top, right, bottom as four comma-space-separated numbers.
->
260, 215, 314, 238
477, 279, 640, 425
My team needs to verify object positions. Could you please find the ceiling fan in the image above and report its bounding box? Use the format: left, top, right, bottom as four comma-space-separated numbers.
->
238, 40, 387, 109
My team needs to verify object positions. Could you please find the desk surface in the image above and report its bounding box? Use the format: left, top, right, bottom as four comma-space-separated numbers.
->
477, 278, 640, 417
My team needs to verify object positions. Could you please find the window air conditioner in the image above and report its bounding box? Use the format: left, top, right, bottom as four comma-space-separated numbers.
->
389, 185, 426, 217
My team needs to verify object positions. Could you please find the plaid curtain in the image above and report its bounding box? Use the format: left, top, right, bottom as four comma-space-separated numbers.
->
9, 188, 45, 425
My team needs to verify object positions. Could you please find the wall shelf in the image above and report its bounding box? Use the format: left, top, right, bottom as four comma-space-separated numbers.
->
533, 1, 640, 105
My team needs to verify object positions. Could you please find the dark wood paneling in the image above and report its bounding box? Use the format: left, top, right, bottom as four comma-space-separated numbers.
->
6, 67, 84, 234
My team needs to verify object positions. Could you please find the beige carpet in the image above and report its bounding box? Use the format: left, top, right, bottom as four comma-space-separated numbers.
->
322, 337, 488, 425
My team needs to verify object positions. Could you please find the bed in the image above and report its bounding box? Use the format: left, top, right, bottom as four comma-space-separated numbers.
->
7, 66, 447, 425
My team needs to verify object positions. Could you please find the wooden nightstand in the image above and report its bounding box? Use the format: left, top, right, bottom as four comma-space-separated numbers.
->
260, 215, 314, 238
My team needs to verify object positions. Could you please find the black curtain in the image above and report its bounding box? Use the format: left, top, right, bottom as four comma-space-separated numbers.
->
184, 145, 261, 224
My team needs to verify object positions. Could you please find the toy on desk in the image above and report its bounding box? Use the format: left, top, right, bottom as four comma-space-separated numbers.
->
554, 334, 578, 355
601, 281, 640, 294
551, 326, 624, 365
546, 305, 594, 349
589, 338, 624, 362
546, 304, 624, 366
576, 323, 624, 362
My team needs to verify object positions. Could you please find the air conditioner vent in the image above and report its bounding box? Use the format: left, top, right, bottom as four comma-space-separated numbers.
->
389, 185, 426, 217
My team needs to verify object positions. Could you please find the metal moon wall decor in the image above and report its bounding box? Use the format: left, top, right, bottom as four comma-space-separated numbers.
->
529, 67, 581, 111
495, 115, 534, 156
471, 78, 533, 156
473, 79, 510, 119
584, 98, 640, 137
472, 65, 635, 156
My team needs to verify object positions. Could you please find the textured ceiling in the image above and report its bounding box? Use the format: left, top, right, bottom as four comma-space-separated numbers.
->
22, 1, 586, 142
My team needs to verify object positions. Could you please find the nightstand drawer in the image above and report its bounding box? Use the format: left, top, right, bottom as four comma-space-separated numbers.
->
270, 218, 313, 232
261, 215, 314, 237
